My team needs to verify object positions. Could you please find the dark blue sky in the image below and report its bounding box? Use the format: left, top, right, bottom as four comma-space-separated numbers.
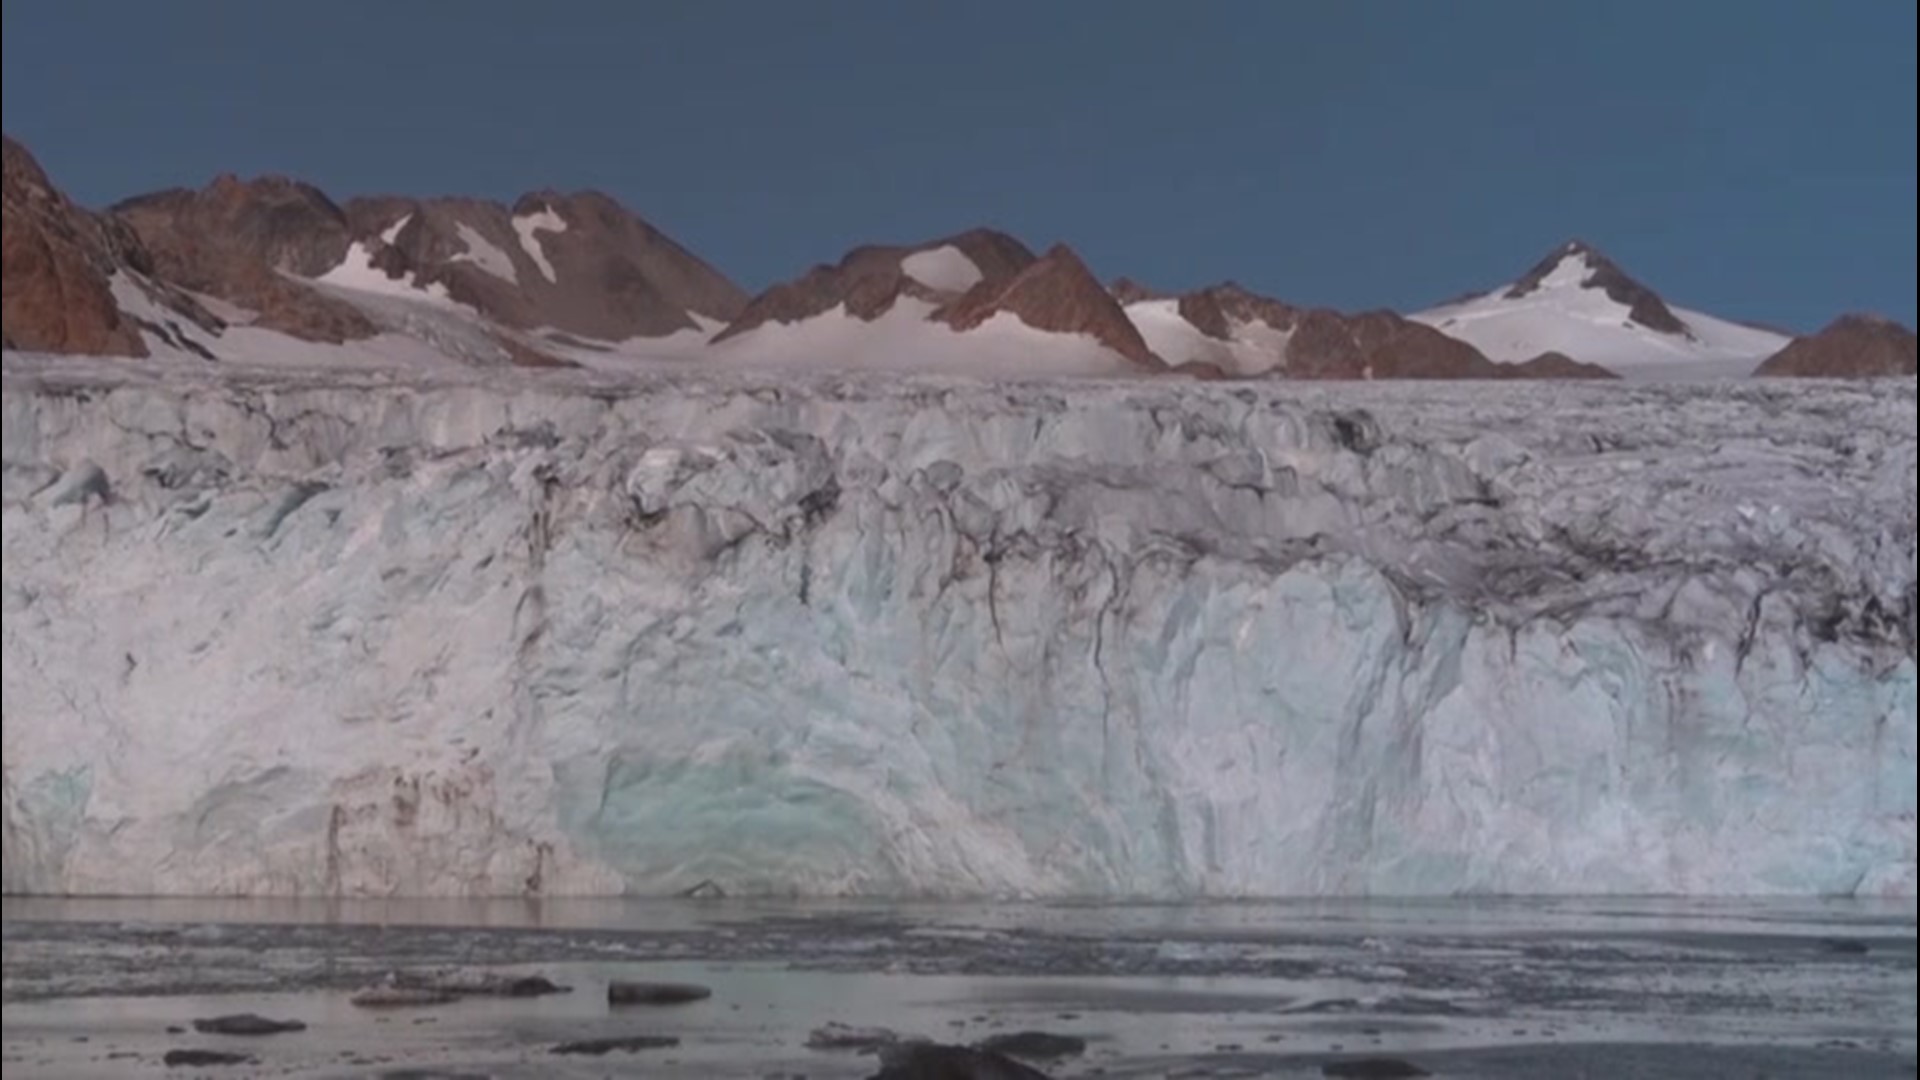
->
4, 1, 1914, 329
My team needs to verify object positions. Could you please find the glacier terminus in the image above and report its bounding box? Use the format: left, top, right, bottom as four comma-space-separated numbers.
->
1, 358, 1914, 900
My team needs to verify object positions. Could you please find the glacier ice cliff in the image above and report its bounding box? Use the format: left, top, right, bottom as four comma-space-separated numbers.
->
1, 356, 1914, 898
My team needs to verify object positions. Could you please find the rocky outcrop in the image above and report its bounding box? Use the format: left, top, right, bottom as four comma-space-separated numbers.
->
1753, 315, 1918, 378
1281, 309, 1497, 379
3, 136, 148, 356
936, 244, 1161, 370
111, 176, 375, 343
1184, 282, 1304, 340
715, 228, 1035, 342
1501, 350, 1621, 380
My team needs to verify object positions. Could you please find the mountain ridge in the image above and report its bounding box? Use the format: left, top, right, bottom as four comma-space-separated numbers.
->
5, 135, 1908, 380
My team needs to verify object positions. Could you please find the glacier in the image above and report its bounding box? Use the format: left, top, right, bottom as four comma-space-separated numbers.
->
1, 355, 1914, 899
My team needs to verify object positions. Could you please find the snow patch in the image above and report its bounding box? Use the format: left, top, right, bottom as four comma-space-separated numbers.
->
1530, 250, 1592, 292
106, 272, 509, 371
449, 222, 518, 284
107, 274, 219, 359
512, 207, 567, 284
689, 312, 730, 337
317, 242, 453, 304
380, 214, 412, 246
900, 246, 984, 293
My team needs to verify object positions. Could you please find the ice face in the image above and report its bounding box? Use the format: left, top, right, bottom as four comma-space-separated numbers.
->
1, 357, 1913, 899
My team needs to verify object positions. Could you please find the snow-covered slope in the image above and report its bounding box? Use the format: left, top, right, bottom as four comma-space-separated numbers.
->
3, 356, 1912, 899
1123, 297, 1292, 376
1415, 242, 1791, 378
713, 297, 1145, 376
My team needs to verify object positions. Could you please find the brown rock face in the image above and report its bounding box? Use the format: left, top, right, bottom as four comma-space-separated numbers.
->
112, 176, 375, 343
1753, 315, 1918, 377
935, 244, 1161, 371
1176, 282, 1306, 344
117, 174, 355, 277
1175, 290, 1235, 341
1505, 240, 1688, 336
715, 228, 1035, 342
482, 190, 747, 339
2, 135, 148, 356
110, 178, 746, 346
1500, 350, 1620, 380
354, 190, 749, 341
1291, 311, 1623, 379
1276, 309, 1495, 379
341, 189, 744, 338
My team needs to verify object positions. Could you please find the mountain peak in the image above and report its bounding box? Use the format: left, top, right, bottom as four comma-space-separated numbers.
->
936, 243, 1160, 370
1501, 239, 1687, 336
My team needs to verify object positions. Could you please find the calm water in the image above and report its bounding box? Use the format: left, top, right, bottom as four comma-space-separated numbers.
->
3, 895, 1914, 1078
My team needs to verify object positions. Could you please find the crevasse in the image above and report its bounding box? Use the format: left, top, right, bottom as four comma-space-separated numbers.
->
1, 360, 1913, 898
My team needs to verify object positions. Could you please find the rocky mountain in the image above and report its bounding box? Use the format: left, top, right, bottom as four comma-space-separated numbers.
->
713, 228, 1036, 341
1753, 314, 1918, 377
934, 244, 1161, 371
2, 136, 220, 358
713, 232, 1167, 376
344, 190, 747, 341
1, 134, 746, 370
109, 171, 746, 363
1413, 240, 1791, 377
112, 175, 377, 344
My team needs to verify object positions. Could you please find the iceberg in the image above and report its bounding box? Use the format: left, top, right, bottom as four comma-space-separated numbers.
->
2, 357, 1913, 898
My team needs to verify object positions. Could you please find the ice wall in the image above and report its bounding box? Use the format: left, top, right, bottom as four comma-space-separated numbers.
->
2, 357, 1914, 898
